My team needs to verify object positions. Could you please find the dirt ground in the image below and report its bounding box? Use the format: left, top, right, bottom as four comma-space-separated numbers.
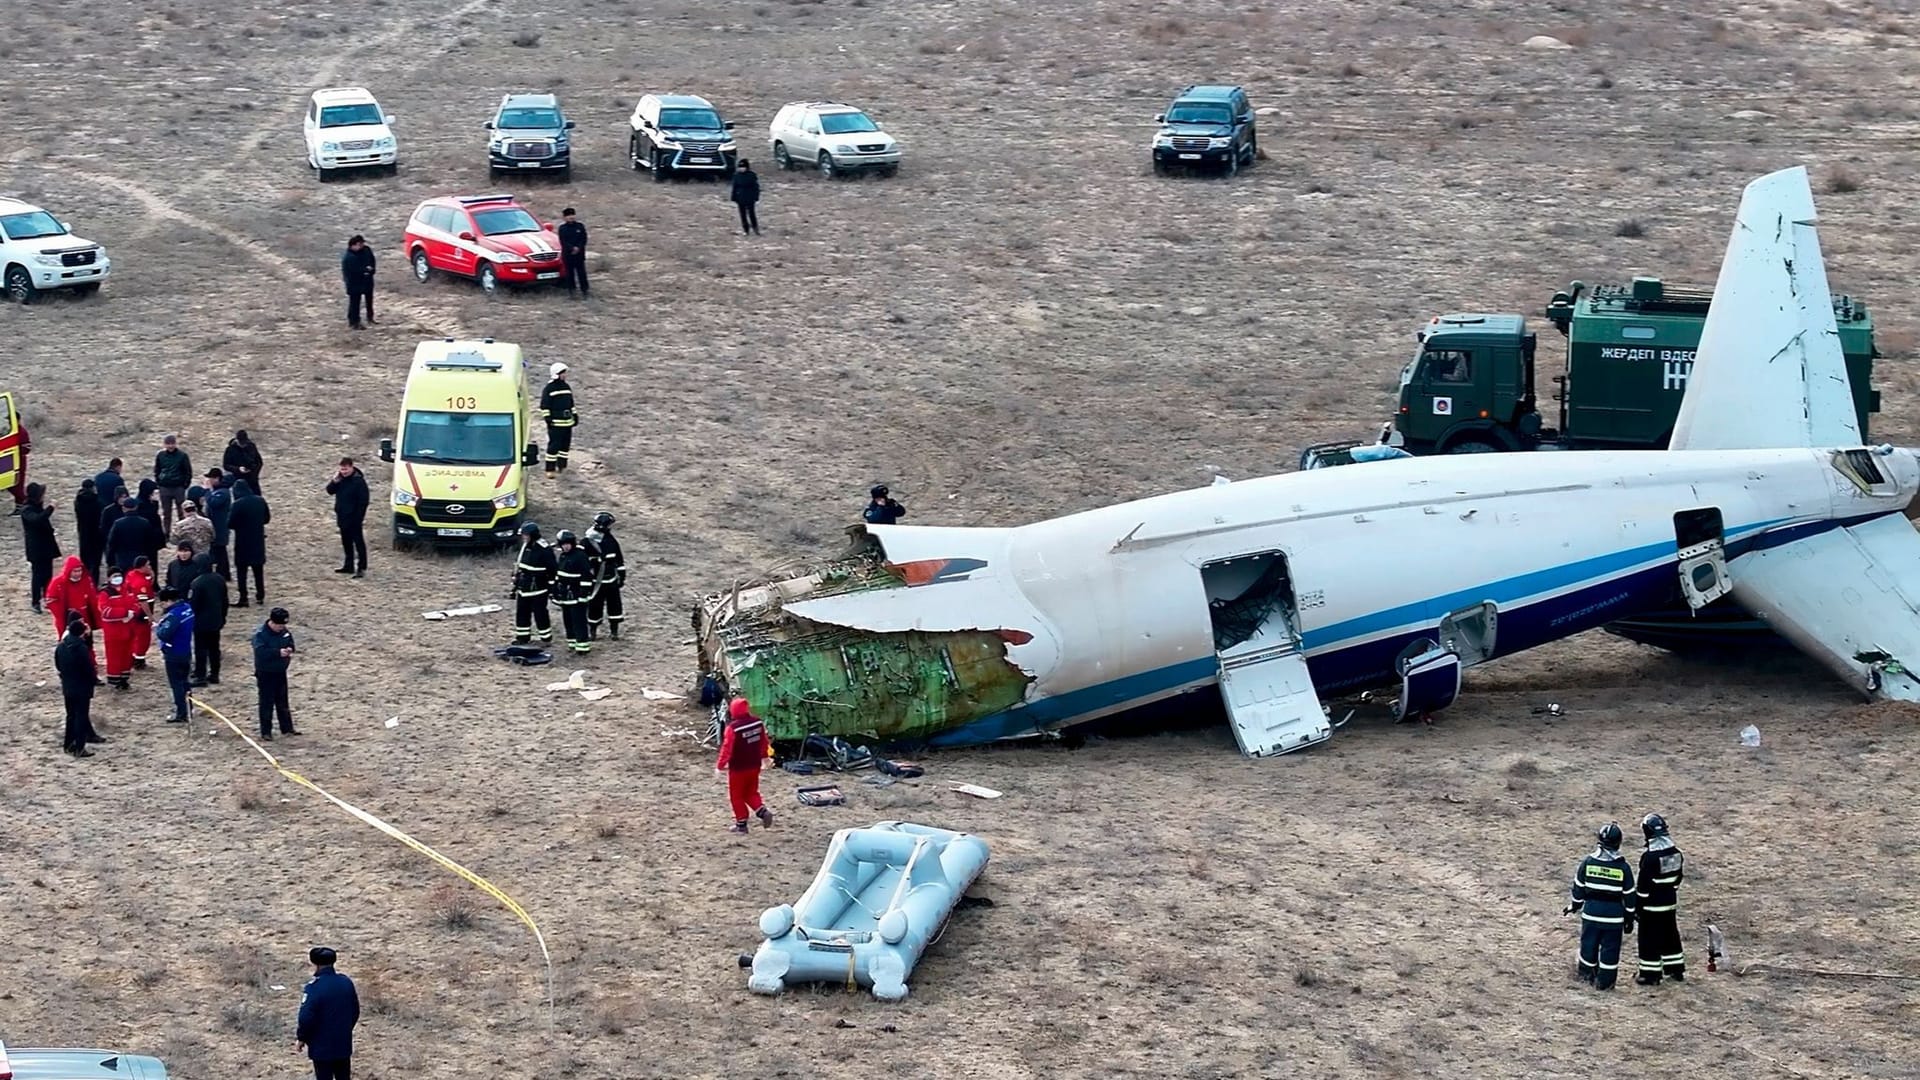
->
4, 0, 1920, 1076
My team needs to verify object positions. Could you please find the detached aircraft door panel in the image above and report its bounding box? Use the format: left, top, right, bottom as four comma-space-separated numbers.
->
1217, 642, 1330, 757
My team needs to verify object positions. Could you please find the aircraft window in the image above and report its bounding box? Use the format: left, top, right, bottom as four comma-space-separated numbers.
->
1424, 349, 1472, 383
1621, 326, 1657, 339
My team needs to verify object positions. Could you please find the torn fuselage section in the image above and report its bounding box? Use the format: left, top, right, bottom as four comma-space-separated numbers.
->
693, 545, 1036, 744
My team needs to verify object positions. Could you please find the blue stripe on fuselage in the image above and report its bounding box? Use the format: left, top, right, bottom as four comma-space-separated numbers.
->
924, 513, 1892, 748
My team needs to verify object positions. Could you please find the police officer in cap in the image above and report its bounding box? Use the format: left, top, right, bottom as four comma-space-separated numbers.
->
510, 522, 556, 645
584, 510, 625, 640
1633, 813, 1686, 984
296, 945, 360, 1080
1564, 821, 1637, 990
863, 484, 906, 525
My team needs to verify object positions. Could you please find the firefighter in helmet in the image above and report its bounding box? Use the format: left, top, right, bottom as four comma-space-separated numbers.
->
1633, 813, 1686, 984
1564, 821, 1637, 990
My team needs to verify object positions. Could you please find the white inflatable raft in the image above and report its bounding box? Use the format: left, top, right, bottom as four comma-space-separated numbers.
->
748, 821, 989, 1001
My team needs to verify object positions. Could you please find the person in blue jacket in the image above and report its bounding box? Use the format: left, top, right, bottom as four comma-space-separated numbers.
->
154, 588, 195, 725
192, 468, 234, 582
296, 945, 360, 1080
252, 606, 299, 739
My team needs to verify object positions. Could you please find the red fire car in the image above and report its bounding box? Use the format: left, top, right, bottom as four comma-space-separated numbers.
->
402, 193, 568, 294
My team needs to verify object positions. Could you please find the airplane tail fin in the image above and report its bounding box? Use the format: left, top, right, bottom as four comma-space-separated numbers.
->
1669, 165, 1861, 451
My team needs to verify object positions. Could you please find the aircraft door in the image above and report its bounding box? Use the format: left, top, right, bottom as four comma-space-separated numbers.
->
1675, 507, 1732, 610
1201, 551, 1331, 758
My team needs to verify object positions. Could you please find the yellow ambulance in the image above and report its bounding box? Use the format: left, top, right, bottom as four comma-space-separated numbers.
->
378, 338, 538, 548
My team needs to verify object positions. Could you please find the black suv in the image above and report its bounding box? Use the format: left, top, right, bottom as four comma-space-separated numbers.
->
1151, 85, 1257, 175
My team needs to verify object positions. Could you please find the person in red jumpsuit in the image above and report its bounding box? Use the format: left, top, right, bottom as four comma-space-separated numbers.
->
125, 557, 156, 668
97, 573, 142, 689
716, 697, 775, 834
45, 555, 100, 641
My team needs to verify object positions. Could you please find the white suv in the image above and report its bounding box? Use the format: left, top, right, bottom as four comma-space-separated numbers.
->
304, 86, 398, 180
768, 102, 901, 178
0, 196, 111, 303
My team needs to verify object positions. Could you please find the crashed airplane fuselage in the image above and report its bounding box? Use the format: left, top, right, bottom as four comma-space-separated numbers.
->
695, 166, 1920, 755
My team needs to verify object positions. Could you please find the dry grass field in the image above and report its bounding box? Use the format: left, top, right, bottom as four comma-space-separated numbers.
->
4, 0, 1920, 1076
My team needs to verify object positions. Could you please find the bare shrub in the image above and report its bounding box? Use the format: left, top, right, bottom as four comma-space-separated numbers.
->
428, 882, 476, 930
1340, 62, 1363, 78
218, 943, 272, 988
1140, 18, 1186, 44
1505, 757, 1542, 778
234, 779, 265, 810
594, 819, 621, 840
1614, 219, 1646, 238
511, 30, 541, 48
220, 1002, 280, 1037
1826, 165, 1861, 194
593, 999, 637, 1034
1294, 964, 1321, 987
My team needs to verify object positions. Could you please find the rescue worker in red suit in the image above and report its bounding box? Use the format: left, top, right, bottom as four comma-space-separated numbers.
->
716, 697, 775, 834
44, 556, 101, 666
125, 557, 156, 668
97, 572, 142, 689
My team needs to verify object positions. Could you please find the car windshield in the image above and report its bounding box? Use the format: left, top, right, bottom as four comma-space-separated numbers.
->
0, 210, 65, 241
1166, 103, 1232, 125
401, 411, 516, 465
319, 103, 383, 128
820, 111, 879, 135
498, 108, 562, 129
659, 107, 722, 129
471, 208, 542, 236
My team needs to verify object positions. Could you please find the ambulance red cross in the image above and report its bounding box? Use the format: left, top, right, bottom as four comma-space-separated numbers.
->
401, 193, 569, 295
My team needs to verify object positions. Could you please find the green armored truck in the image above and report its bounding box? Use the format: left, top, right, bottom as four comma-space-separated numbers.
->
1381, 277, 1880, 455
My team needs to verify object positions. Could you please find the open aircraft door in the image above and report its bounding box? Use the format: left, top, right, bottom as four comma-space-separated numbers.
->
1203, 551, 1331, 757
0, 393, 21, 503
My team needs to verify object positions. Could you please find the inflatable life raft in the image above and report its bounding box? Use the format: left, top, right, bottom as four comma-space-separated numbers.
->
748, 821, 989, 1001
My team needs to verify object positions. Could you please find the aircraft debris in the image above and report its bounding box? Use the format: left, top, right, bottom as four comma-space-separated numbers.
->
423, 603, 502, 621
949, 782, 1002, 800
1739, 724, 1761, 747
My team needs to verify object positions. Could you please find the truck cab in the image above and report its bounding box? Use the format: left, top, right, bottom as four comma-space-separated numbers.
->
377, 338, 540, 549
1385, 277, 1881, 455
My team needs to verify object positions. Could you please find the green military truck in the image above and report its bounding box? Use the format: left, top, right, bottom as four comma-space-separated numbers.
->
1379, 277, 1880, 455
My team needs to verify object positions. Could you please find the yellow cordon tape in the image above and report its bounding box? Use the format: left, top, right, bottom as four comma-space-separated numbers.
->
189, 696, 555, 1028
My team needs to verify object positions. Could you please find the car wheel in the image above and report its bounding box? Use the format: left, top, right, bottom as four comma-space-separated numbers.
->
773, 142, 792, 170
818, 152, 836, 179
653, 151, 670, 182
412, 249, 433, 283
1225, 149, 1239, 177
557, 165, 572, 182
1245, 135, 1258, 163
72, 282, 101, 297
314, 161, 330, 183
4, 265, 37, 304
387, 163, 399, 177
392, 534, 415, 553
629, 135, 643, 171
1152, 158, 1168, 176
478, 262, 498, 294
879, 165, 899, 178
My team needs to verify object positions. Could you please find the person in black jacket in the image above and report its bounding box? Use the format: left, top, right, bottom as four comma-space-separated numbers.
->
153, 434, 193, 534
583, 510, 625, 640
538, 363, 576, 476
1564, 821, 1637, 990
105, 493, 154, 574
92, 458, 127, 509
730, 159, 761, 235
74, 479, 105, 584
164, 541, 205, 598
97, 488, 127, 564
342, 235, 376, 329
297, 946, 359, 1080
224, 431, 264, 495
509, 522, 556, 645
188, 557, 229, 687
252, 606, 298, 739
325, 458, 369, 578
1633, 813, 1686, 985
135, 478, 166, 569
863, 484, 906, 525
227, 480, 270, 607
197, 469, 233, 581
55, 616, 103, 757
552, 529, 594, 655
558, 207, 589, 298
18, 482, 59, 612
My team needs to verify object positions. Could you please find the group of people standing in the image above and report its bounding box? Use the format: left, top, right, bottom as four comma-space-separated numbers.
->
1565, 814, 1688, 990
507, 513, 626, 655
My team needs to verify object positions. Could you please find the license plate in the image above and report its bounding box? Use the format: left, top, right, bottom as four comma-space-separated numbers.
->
518, 161, 540, 168
438, 528, 474, 537
1178, 153, 1201, 160
536, 272, 559, 280
688, 156, 712, 163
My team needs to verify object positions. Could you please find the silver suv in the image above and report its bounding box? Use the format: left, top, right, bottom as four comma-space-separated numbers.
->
0, 1041, 170, 1079
768, 102, 901, 178
486, 92, 574, 178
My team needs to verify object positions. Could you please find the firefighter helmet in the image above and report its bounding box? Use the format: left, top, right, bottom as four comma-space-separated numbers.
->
1641, 812, 1669, 840
555, 529, 577, 545
1597, 821, 1624, 849
593, 511, 615, 529
520, 522, 541, 537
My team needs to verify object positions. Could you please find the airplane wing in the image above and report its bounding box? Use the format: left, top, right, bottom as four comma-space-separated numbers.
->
1729, 513, 1920, 700
1670, 165, 1860, 451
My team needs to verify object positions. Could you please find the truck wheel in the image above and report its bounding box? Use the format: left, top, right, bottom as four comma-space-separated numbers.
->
773, 143, 792, 170
412, 248, 433, 283
1443, 439, 1500, 454
4, 265, 37, 304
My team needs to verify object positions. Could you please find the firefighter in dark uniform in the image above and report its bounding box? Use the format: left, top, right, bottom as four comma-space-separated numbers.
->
1634, 812, 1686, 984
1564, 821, 1636, 990
510, 522, 556, 645
539, 362, 576, 477
552, 529, 594, 655
583, 510, 625, 640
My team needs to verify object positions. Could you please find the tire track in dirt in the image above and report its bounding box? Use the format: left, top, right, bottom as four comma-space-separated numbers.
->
71, 167, 465, 339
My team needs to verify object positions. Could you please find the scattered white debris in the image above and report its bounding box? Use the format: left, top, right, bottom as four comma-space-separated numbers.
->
547, 670, 591, 692
385, 717, 400, 729
580, 687, 614, 702
1727, 109, 1774, 121
641, 688, 680, 701
35, 681, 45, 688
1524, 35, 1573, 50
660, 727, 700, 739
950, 782, 1003, 800
423, 603, 503, 621
1255, 106, 1280, 117
1739, 724, 1761, 747
1211, 474, 1232, 487
269, 984, 286, 991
